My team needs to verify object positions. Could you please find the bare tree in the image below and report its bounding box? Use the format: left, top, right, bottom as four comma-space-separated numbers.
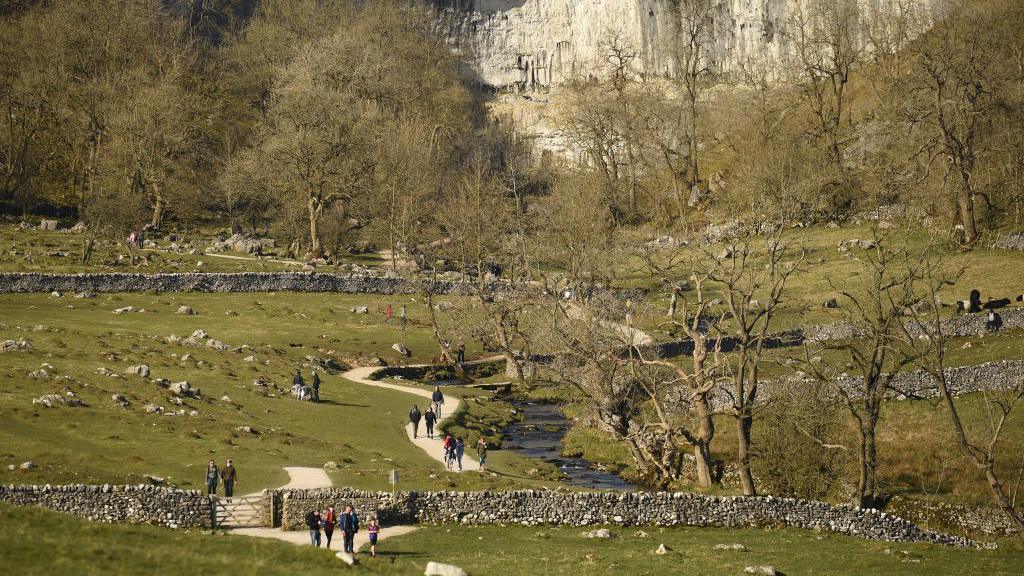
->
905, 259, 1024, 528
797, 229, 922, 508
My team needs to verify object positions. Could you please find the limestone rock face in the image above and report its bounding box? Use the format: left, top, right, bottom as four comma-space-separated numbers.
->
433, 0, 940, 90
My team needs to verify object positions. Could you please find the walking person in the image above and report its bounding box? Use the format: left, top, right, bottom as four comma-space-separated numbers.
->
455, 437, 465, 471
367, 516, 380, 557
220, 459, 237, 501
292, 369, 304, 399
443, 433, 454, 471
305, 509, 322, 547
341, 505, 359, 555
409, 404, 422, 439
385, 303, 393, 325
432, 385, 445, 421
456, 337, 466, 365
323, 505, 338, 548
399, 305, 407, 330
311, 369, 321, 403
205, 460, 218, 495
477, 436, 488, 471
424, 407, 437, 439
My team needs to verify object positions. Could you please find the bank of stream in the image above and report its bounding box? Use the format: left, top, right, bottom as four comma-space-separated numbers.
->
502, 402, 637, 491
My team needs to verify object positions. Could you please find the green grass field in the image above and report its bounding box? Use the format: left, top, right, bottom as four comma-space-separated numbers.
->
0, 291, 544, 492
3, 504, 1023, 576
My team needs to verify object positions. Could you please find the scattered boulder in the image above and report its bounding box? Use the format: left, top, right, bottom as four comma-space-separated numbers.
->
206, 339, 230, 351
351, 306, 370, 314
582, 528, 615, 539
143, 403, 163, 414
70, 221, 87, 233
392, 343, 411, 356
1, 339, 32, 352
235, 425, 257, 435
29, 369, 50, 379
50, 291, 62, 298
39, 219, 58, 231
190, 329, 207, 339
220, 394, 233, 403
655, 543, 671, 555
335, 551, 356, 566
126, 364, 151, 378
744, 567, 778, 576
822, 298, 839, 309
20, 461, 34, 470
177, 305, 195, 315
74, 291, 95, 299
714, 543, 747, 551
424, 562, 467, 576
323, 461, 339, 470
113, 306, 136, 314
169, 381, 199, 398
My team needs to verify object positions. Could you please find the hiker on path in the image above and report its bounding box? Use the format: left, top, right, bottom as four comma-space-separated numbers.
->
311, 369, 321, 402
443, 433, 454, 471
432, 385, 445, 420
456, 337, 466, 364
424, 407, 437, 439
409, 405, 422, 438
477, 437, 488, 471
205, 460, 218, 495
220, 459, 236, 501
399, 305, 407, 329
292, 370, 304, 399
305, 510, 322, 547
385, 304, 393, 325
455, 437, 465, 471
367, 516, 380, 557
323, 505, 338, 548
341, 505, 359, 554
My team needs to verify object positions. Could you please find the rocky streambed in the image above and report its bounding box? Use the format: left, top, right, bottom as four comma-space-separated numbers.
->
502, 402, 636, 491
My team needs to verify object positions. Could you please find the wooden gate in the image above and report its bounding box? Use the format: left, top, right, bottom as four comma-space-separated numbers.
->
213, 495, 268, 528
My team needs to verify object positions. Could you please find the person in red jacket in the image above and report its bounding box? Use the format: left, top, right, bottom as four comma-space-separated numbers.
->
322, 505, 338, 548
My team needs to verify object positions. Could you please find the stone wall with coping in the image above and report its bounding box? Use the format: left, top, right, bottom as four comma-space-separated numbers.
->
0, 484, 212, 529
279, 488, 974, 547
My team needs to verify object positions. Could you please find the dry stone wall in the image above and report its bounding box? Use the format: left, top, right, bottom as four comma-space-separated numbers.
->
0, 272, 497, 295
280, 488, 974, 547
0, 484, 212, 529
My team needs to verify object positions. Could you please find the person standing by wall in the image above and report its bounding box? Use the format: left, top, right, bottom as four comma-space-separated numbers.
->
341, 505, 359, 555
205, 460, 218, 495
322, 505, 337, 548
220, 459, 237, 501
305, 509, 322, 547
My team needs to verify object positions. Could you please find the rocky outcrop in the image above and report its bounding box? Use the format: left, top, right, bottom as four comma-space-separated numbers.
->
0, 484, 212, 529
280, 487, 974, 546
433, 0, 939, 90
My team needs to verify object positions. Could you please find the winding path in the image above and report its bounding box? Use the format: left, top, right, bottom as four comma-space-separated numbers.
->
341, 363, 486, 472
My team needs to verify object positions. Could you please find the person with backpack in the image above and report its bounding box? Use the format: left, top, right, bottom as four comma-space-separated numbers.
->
311, 369, 321, 402
455, 437, 465, 471
409, 405, 422, 439
322, 505, 338, 548
340, 505, 359, 554
305, 509, 322, 547
432, 386, 445, 420
205, 460, 218, 495
424, 407, 437, 439
220, 459, 237, 501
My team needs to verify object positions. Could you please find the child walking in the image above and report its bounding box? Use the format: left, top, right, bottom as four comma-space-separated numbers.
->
367, 516, 380, 557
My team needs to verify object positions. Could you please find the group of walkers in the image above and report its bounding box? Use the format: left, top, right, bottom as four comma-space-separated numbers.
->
305, 504, 379, 557
126, 229, 145, 250
409, 396, 489, 472
205, 459, 238, 500
292, 368, 321, 402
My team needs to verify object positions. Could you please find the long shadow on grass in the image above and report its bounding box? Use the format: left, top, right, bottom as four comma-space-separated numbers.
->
315, 399, 369, 408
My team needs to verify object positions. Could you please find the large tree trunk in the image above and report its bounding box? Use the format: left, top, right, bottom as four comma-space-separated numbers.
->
693, 394, 716, 487
150, 182, 164, 228
736, 410, 756, 496
957, 186, 978, 244
307, 196, 323, 258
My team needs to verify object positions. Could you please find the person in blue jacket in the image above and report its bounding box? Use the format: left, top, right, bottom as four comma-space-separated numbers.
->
340, 505, 359, 554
